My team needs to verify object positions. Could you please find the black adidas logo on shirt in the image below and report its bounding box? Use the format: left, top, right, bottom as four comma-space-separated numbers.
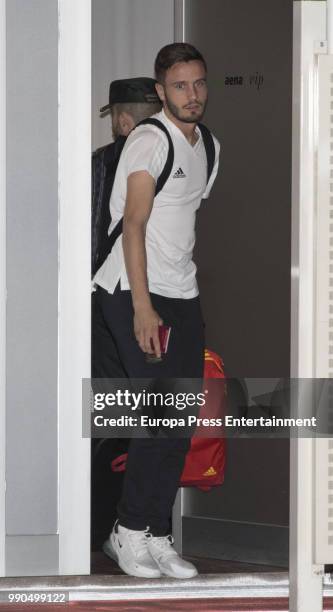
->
173, 167, 186, 178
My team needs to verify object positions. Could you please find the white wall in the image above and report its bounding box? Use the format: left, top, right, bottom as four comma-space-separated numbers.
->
6, 0, 58, 533
92, 0, 174, 150
5, 0, 59, 575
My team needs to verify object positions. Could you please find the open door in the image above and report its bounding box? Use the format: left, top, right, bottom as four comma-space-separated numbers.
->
172, 0, 292, 567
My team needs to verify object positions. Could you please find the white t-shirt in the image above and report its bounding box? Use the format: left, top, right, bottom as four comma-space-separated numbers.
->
93, 109, 220, 299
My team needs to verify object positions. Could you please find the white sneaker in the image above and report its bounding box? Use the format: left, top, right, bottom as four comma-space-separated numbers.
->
147, 534, 198, 579
102, 520, 161, 578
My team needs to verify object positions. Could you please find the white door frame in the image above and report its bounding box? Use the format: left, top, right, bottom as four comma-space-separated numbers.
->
58, 0, 91, 575
290, 2, 328, 611
0, 0, 6, 579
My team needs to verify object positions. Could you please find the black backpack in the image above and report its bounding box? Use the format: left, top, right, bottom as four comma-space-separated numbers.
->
92, 117, 216, 276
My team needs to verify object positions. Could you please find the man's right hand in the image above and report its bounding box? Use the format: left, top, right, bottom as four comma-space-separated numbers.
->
134, 305, 163, 357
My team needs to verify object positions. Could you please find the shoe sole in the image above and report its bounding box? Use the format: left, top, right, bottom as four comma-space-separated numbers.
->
152, 558, 198, 580
102, 539, 118, 564
158, 568, 198, 579
102, 538, 162, 579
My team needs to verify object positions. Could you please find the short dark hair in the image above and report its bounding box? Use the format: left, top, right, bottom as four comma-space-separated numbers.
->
154, 43, 207, 83
111, 101, 162, 125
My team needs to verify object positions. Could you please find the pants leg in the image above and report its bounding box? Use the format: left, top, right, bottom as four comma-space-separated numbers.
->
95, 285, 205, 535
141, 297, 205, 534
91, 290, 127, 378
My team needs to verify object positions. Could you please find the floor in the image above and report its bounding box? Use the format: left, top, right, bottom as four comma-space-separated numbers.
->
86, 553, 291, 610
1, 555, 332, 611
2, 598, 333, 611
91, 551, 285, 576
0, 599, 290, 611
1, 570, 333, 612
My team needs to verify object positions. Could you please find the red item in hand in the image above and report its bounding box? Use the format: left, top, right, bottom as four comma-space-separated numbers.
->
149, 325, 171, 354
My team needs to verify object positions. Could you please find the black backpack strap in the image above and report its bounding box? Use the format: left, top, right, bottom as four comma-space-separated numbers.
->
197, 123, 216, 184
107, 217, 124, 253
136, 118, 174, 195
106, 118, 174, 255
105, 121, 215, 260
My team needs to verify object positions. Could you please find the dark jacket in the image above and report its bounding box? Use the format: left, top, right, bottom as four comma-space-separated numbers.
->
91, 135, 126, 277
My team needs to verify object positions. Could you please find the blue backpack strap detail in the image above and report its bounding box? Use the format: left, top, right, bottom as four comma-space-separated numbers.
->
197, 122, 215, 184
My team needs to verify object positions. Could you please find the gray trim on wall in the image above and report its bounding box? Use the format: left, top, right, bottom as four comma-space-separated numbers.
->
92, 0, 174, 150
183, 517, 288, 568
174, 0, 185, 41
0, 0, 6, 579
5, 536, 59, 577
6, 0, 58, 537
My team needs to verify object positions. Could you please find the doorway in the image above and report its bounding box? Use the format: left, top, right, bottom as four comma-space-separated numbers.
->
90, 0, 292, 577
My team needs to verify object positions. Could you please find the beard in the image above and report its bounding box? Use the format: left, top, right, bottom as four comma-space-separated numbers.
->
164, 93, 207, 124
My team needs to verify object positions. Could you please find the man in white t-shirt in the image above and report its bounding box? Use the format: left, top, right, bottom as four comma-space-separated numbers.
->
93, 43, 220, 579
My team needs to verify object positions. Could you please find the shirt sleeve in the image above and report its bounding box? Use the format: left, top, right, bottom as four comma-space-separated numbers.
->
123, 126, 169, 183
202, 135, 220, 199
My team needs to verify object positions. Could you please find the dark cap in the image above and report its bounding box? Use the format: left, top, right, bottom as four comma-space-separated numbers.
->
100, 77, 160, 113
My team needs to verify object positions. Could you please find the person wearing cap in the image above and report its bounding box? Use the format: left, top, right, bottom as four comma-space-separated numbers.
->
91, 78, 162, 553
93, 43, 220, 580
92, 77, 162, 277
